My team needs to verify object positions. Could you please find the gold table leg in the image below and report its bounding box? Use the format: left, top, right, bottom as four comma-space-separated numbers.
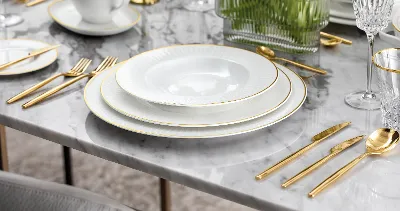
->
160, 178, 171, 211
0, 125, 8, 171
63, 146, 73, 185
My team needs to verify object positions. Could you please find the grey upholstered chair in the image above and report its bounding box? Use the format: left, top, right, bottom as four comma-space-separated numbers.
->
0, 171, 138, 211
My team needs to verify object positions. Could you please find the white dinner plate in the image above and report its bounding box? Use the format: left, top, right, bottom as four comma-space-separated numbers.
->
0, 39, 58, 76
115, 45, 279, 107
48, 0, 141, 36
330, 1, 356, 20
329, 16, 357, 26
84, 63, 306, 138
101, 67, 291, 127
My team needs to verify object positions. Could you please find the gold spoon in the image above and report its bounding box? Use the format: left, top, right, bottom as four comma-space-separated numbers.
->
320, 38, 342, 47
309, 128, 400, 198
256, 46, 327, 75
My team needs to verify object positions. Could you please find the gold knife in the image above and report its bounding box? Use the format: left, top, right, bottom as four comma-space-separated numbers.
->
255, 122, 351, 181
26, 0, 47, 6
281, 135, 365, 188
320, 32, 352, 45
0, 45, 60, 71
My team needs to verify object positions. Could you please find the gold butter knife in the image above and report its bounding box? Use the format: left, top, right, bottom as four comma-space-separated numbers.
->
320, 32, 352, 45
255, 122, 351, 181
26, 0, 47, 6
0, 45, 60, 71
281, 135, 365, 188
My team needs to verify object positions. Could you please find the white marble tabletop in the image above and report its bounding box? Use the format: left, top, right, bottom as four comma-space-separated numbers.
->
1, 0, 400, 210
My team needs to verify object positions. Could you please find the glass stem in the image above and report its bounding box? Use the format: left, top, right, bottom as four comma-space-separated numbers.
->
366, 33, 375, 96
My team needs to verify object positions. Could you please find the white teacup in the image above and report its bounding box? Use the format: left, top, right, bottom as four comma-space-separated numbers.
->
71, 0, 130, 24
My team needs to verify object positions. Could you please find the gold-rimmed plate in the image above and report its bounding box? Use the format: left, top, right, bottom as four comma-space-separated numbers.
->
0, 39, 58, 76
101, 67, 291, 127
84, 62, 306, 138
48, 0, 140, 36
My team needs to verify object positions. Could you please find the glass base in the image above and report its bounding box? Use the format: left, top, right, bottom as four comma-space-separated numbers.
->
183, 1, 214, 12
345, 91, 381, 110
222, 19, 320, 54
1, 14, 23, 27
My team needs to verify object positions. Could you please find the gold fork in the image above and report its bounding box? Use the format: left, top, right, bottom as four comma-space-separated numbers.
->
22, 56, 118, 109
7, 58, 92, 104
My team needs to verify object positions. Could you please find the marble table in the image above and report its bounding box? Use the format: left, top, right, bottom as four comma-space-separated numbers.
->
1, 1, 399, 210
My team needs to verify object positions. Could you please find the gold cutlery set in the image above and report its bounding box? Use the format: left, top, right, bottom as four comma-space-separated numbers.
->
6, 50, 118, 108
4, 34, 380, 199
255, 122, 400, 198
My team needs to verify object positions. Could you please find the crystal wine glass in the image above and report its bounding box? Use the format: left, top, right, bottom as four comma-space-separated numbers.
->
0, 0, 23, 27
345, 0, 394, 110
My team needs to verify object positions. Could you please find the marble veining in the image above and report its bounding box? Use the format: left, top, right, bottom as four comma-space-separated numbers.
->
0, 0, 399, 210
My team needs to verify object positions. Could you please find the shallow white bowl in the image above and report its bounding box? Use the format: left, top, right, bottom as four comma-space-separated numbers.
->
115, 45, 278, 107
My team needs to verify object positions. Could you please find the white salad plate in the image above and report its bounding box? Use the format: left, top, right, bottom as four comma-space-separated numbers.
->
330, 1, 355, 20
48, 0, 141, 36
101, 67, 291, 127
115, 45, 279, 107
84, 63, 306, 139
0, 39, 58, 76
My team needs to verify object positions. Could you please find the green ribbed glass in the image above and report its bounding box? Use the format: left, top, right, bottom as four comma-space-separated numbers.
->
215, 0, 330, 54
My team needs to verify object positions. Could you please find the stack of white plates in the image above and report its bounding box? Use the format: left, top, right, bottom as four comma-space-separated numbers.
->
330, 0, 357, 26
84, 45, 307, 138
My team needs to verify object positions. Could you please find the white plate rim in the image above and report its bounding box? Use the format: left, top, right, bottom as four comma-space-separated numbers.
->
329, 16, 357, 26
115, 44, 279, 107
100, 67, 292, 127
379, 25, 400, 46
393, 11, 400, 33
84, 63, 306, 139
0, 39, 58, 76
330, 1, 355, 20
48, 0, 141, 33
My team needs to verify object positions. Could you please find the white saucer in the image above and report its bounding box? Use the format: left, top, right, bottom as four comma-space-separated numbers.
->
101, 67, 291, 127
0, 39, 58, 76
84, 62, 306, 138
48, 0, 141, 36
